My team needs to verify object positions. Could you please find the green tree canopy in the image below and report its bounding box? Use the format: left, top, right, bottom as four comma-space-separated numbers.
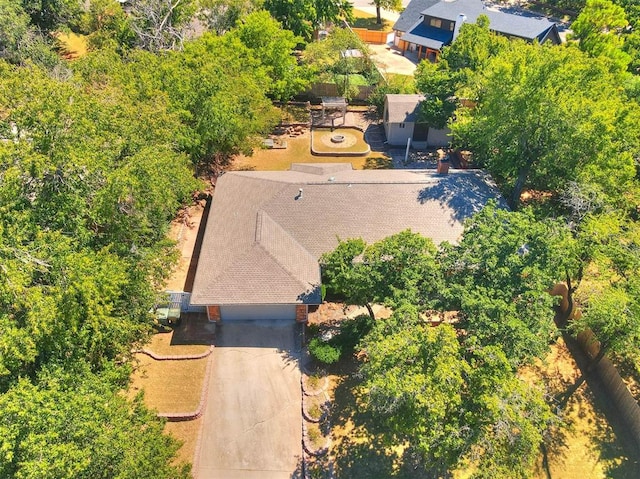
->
571, 0, 631, 72
228, 10, 309, 101
320, 230, 442, 318
451, 43, 639, 208
570, 213, 640, 365
264, 0, 352, 39
0, 366, 190, 479
440, 202, 577, 366
160, 32, 279, 167
21, 0, 83, 31
371, 0, 401, 25
360, 320, 553, 477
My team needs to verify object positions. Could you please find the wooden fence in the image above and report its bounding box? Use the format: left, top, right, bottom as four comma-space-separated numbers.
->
306, 82, 376, 101
552, 283, 640, 456
352, 28, 392, 45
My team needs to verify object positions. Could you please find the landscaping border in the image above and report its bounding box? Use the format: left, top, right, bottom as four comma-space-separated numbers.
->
310, 126, 371, 157
134, 345, 214, 361
156, 351, 213, 422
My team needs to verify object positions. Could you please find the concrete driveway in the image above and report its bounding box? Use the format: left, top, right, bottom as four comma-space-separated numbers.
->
195, 320, 302, 479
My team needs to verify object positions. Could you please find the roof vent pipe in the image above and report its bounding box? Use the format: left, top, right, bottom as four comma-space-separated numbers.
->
452, 14, 467, 42
296, 188, 303, 200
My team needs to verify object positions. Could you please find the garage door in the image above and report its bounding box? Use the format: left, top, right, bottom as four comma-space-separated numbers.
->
220, 304, 297, 321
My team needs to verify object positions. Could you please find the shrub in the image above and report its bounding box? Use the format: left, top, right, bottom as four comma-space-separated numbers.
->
333, 314, 374, 352
309, 337, 341, 364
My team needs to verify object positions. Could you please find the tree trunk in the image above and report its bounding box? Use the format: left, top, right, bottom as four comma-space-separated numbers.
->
509, 164, 531, 210
365, 302, 376, 321
376, 5, 382, 24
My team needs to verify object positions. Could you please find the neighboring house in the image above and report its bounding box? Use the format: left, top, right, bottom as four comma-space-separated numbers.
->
383, 94, 450, 148
190, 163, 504, 322
393, 0, 561, 62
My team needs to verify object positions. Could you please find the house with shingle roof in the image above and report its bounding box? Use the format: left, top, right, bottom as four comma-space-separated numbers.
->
190, 163, 505, 322
383, 94, 451, 147
394, 0, 561, 62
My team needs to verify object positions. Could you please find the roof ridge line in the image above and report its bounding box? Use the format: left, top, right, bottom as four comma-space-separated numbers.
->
255, 211, 318, 290
253, 242, 316, 294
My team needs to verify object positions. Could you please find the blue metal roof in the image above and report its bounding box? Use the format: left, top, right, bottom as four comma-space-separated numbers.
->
402, 23, 454, 50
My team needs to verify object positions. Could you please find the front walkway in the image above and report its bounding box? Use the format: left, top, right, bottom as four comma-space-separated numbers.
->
194, 321, 303, 479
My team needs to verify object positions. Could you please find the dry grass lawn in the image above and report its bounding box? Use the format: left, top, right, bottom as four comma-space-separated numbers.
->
232, 130, 387, 171
129, 354, 208, 413
165, 418, 202, 467
145, 331, 210, 356
352, 9, 393, 31
528, 340, 636, 479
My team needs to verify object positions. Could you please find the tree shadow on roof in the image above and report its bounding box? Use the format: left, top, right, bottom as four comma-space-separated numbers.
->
297, 285, 322, 304
417, 172, 507, 223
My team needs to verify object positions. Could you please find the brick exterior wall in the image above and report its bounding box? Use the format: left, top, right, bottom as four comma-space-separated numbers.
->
296, 305, 308, 323
207, 305, 221, 322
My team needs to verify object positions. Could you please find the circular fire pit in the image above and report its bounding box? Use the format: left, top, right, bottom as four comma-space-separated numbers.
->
331, 134, 345, 143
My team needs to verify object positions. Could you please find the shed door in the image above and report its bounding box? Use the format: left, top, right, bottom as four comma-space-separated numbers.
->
413, 122, 429, 142
220, 304, 297, 321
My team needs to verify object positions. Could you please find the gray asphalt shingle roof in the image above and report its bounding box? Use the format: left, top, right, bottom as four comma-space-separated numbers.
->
396, 0, 558, 47
385, 94, 425, 123
421, 0, 557, 41
190, 164, 506, 306
393, 0, 441, 33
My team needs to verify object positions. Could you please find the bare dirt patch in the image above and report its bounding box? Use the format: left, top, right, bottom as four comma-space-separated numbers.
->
165, 203, 205, 292
232, 111, 389, 171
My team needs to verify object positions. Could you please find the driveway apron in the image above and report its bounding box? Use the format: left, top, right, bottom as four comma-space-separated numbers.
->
195, 320, 302, 479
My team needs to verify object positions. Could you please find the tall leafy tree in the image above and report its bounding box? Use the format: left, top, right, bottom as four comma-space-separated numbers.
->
160, 32, 279, 167
570, 214, 640, 366
82, 0, 136, 52
264, 0, 352, 39
21, 0, 83, 31
0, 57, 199, 387
440, 202, 577, 366
570, 0, 631, 73
360, 320, 553, 477
228, 10, 309, 101
321, 231, 442, 319
0, 366, 190, 479
415, 60, 460, 129
452, 43, 639, 208
371, 0, 401, 25
0, 0, 31, 62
